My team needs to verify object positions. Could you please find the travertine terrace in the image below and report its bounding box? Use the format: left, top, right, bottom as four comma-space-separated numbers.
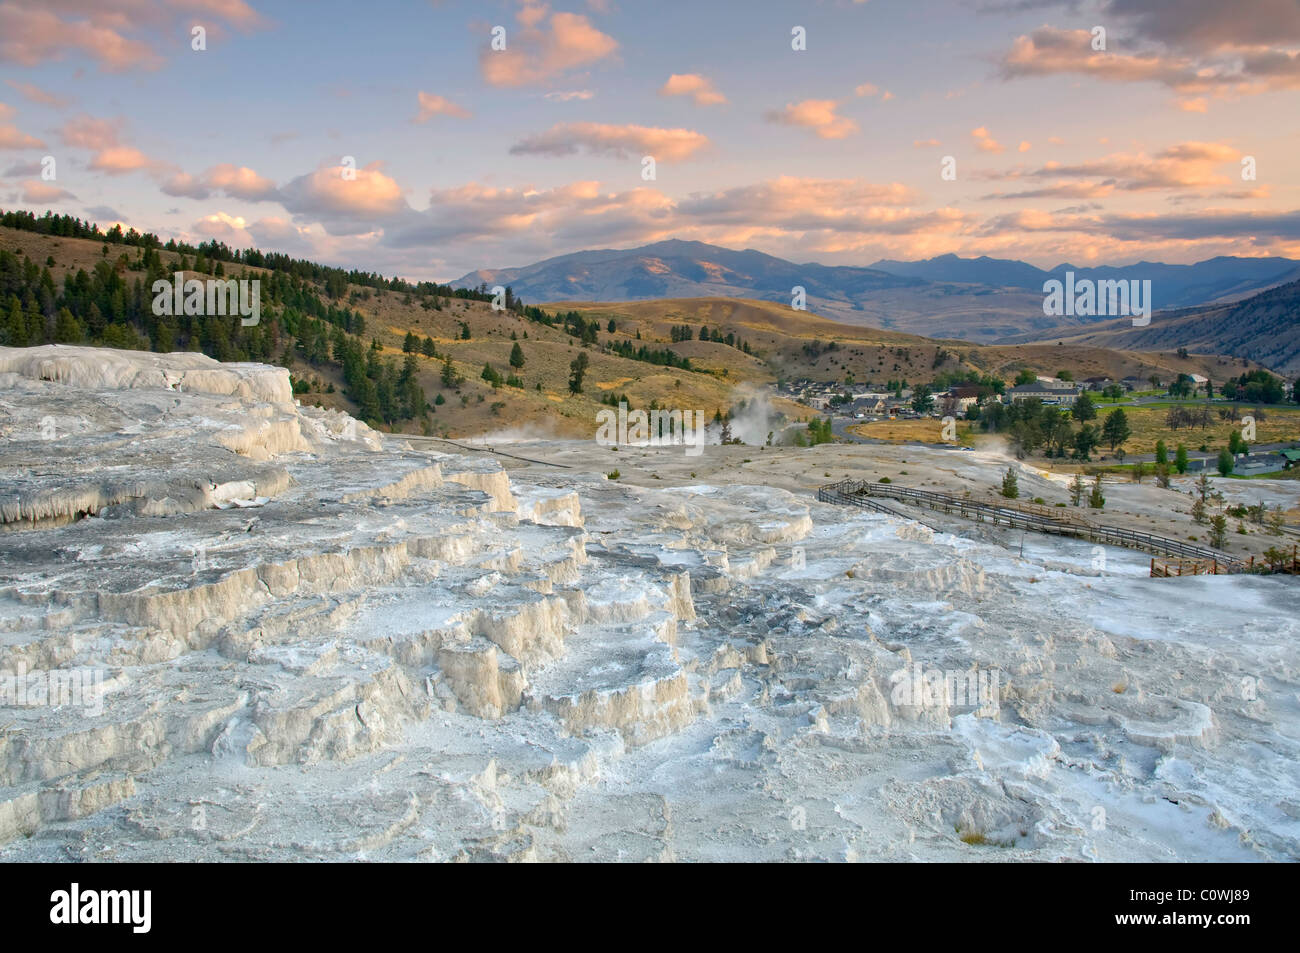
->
1, 346, 1296, 862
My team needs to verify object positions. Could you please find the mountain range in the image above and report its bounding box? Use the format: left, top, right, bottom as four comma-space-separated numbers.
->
867, 253, 1300, 309
453, 241, 1300, 347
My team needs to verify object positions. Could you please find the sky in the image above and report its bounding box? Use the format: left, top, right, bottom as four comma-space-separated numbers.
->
1, 0, 1299, 282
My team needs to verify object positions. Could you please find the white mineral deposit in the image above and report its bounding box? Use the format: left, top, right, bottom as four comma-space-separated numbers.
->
1, 346, 1295, 862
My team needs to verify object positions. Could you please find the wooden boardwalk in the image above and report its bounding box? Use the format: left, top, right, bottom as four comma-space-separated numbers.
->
1150, 557, 1227, 577
815, 479, 1277, 576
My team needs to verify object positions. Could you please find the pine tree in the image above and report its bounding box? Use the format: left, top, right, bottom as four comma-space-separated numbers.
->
1072, 391, 1096, 422
1088, 474, 1105, 509
509, 341, 525, 369
440, 355, 460, 387
1101, 408, 1131, 452
568, 353, 588, 394
1001, 468, 1019, 499
1209, 513, 1228, 549
4, 298, 27, 346
421, 336, 436, 357
1070, 472, 1086, 506
400, 352, 419, 383
53, 307, 83, 343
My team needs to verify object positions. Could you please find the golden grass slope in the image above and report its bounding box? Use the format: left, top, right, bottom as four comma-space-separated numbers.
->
0, 227, 1268, 440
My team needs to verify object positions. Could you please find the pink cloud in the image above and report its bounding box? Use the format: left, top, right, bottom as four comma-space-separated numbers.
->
998, 26, 1300, 101
0, 1, 270, 72
764, 99, 858, 139
165, 162, 277, 200
279, 161, 407, 225
980, 142, 1241, 197
414, 91, 472, 122
0, 2, 162, 70
0, 123, 45, 149
90, 145, 158, 174
971, 127, 1005, 154
4, 79, 70, 108
510, 122, 709, 161
854, 83, 892, 101
659, 73, 726, 106
60, 115, 122, 150
480, 7, 618, 88
204, 163, 276, 200
20, 179, 73, 203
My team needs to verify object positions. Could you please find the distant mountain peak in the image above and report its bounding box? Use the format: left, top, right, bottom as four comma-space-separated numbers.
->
450, 241, 1300, 346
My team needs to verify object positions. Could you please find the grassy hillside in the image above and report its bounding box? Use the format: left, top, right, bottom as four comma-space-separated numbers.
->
552, 297, 1262, 395
1008, 279, 1300, 375
1, 218, 1275, 441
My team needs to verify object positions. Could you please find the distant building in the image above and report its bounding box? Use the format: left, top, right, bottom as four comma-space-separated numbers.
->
850, 397, 887, 415
1008, 383, 1081, 405
941, 386, 981, 414
1036, 377, 1077, 390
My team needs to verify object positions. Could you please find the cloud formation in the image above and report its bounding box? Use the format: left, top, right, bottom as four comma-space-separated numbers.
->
999, 23, 1300, 103
163, 163, 277, 201
414, 92, 472, 122
278, 161, 408, 232
4, 80, 69, 108
0, 120, 44, 150
764, 100, 858, 139
659, 73, 726, 106
971, 127, 1005, 154
60, 115, 164, 174
0, 0, 268, 72
480, 4, 618, 88
20, 179, 73, 203
509, 122, 709, 160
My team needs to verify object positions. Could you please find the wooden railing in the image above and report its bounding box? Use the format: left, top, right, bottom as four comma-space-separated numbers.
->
817, 479, 1252, 572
